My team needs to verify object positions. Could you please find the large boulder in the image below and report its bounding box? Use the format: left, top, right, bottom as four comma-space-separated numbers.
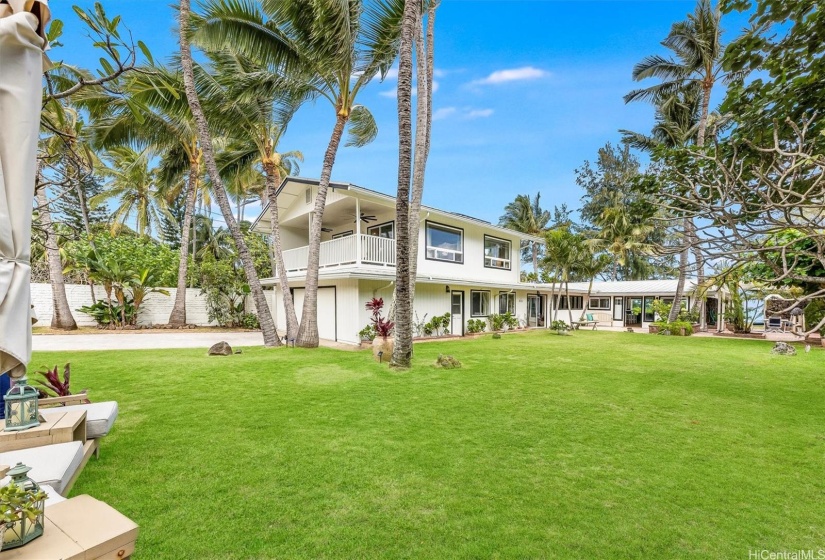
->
208, 341, 233, 356
771, 342, 797, 356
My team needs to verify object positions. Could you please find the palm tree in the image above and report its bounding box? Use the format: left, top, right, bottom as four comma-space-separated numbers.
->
92, 147, 172, 237
178, 0, 281, 346
574, 248, 612, 322
499, 193, 551, 275
544, 228, 583, 325
193, 0, 405, 348
624, 0, 731, 323
89, 66, 215, 326
205, 52, 306, 341
591, 201, 654, 281
390, 0, 420, 368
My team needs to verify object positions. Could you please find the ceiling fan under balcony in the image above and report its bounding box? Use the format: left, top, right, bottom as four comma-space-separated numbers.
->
349, 212, 377, 224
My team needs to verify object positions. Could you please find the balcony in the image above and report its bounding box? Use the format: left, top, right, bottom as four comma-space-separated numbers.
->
280, 234, 396, 274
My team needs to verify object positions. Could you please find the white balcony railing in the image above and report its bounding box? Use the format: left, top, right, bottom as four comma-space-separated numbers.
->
279, 234, 395, 274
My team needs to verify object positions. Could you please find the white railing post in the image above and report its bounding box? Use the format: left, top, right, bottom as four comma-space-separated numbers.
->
355, 198, 362, 264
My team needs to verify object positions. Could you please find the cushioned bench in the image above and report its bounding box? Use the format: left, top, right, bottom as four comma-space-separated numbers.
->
0, 441, 85, 495
41, 401, 118, 439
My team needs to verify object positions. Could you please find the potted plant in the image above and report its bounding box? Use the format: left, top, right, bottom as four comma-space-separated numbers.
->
358, 325, 376, 349
365, 298, 394, 361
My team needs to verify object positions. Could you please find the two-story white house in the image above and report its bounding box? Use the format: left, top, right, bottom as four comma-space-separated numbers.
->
253, 177, 731, 344
252, 177, 548, 344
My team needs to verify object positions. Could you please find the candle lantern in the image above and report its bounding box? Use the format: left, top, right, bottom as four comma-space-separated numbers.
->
3, 378, 39, 432
1, 463, 45, 549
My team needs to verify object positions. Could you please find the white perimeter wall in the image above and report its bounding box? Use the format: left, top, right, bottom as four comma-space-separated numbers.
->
30, 283, 265, 327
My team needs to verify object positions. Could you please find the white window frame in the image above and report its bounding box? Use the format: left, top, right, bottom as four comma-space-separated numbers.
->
589, 297, 611, 310
425, 221, 464, 264
471, 290, 491, 317
498, 292, 516, 314
484, 235, 512, 270
367, 221, 395, 239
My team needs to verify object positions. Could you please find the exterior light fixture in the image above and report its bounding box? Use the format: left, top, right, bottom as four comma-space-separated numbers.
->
445, 285, 450, 293
377, 351, 384, 363
2, 463, 45, 549
3, 379, 39, 432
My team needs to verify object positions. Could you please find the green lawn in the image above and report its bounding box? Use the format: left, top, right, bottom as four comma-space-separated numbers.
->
34, 332, 825, 559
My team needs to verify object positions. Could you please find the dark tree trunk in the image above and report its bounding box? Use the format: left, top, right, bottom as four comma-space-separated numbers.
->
265, 160, 299, 341
178, 0, 280, 346
37, 188, 77, 330
391, 0, 418, 368
668, 220, 690, 323
295, 113, 348, 348
168, 158, 199, 325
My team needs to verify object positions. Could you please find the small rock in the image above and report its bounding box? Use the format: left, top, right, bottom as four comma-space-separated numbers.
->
771, 342, 796, 356
492, 333, 501, 339
234, 349, 243, 354
209, 341, 233, 356
435, 354, 462, 369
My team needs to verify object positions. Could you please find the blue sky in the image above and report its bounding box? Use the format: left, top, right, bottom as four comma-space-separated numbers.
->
56, 1, 751, 227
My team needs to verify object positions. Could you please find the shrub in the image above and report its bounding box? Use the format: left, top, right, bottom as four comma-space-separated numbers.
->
551, 320, 569, 334
654, 321, 694, 336
365, 298, 394, 340
467, 319, 487, 334
503, 312, 519, 329
804, 299, 825, 336
359, 324, 377, 341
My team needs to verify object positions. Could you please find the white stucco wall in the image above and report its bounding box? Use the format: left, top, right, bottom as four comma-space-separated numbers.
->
31, 283, 221, 327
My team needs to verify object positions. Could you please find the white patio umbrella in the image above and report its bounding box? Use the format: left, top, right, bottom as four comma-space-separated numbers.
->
0, 0, 49, 378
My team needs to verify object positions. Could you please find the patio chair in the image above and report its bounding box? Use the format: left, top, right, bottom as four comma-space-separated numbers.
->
0, 441, 86, 496
39, 393, 118, 459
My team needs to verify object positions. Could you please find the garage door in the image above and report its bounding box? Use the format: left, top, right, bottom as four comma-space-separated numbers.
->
292, 287, 337, 341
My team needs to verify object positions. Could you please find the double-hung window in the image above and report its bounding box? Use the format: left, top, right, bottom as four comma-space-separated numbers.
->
425, 222, 463, 263
471, 290, 491, 316
484, 236, 511, 270
498, 292, 516, 314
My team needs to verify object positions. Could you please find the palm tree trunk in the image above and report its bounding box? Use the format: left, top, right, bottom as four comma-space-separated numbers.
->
391, 0, 418, 368
168, 160, 198, 326
265, 163, 299, 341
407, 2, 435, 305
581, 277, 594, 321
36, 188, 77, 330
668, 220, 690, 323
295, 113, 348, 348
550, 277, 558, 322
74, 178, 98, 302
565, 279, 573, 326
178, 0, 280, 347
532, 242, 538, 276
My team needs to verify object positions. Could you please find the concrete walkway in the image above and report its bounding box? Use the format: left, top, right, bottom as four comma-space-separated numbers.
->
33, 332, 354, 352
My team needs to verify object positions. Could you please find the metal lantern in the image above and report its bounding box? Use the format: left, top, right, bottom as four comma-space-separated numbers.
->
2, 463, 45, 549
3, 378, 39, 432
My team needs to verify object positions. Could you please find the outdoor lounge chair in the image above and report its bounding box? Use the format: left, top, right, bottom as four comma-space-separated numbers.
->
766, 316, 783, 333
39, 393, 118, 458
0, 441, 86, 496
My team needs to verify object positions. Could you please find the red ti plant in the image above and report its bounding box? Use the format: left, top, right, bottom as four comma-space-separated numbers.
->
365, 298, 394, 340
32, 364, 88, 402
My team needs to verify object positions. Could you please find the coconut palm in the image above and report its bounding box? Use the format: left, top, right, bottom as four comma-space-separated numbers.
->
192, 0, 405, 347
499, 193, 551, 276
624, 0, 733, 323
178, 0, 281, 346
89, 67, 208, 325
591, 201, 654, 281
200, 51, 307, 341
92, 147, 172, 238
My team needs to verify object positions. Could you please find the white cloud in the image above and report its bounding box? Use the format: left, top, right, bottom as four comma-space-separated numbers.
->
471, 66, 548, 86
432, 106, 493, 121
432, 107, 457, 121
466, 108, 494, 119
